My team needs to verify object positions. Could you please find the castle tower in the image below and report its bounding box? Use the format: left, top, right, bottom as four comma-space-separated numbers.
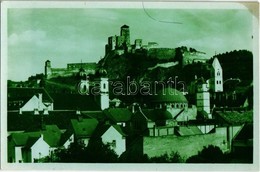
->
108, 36, 116, 50
210, 57, 223, 92
120, 25, 130, 47
196, 81, 211, 117
98, 69, 109, 110
44, 60, 52, 78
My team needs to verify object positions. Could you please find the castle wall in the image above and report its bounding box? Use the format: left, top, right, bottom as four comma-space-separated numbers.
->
143, 126, 242, 160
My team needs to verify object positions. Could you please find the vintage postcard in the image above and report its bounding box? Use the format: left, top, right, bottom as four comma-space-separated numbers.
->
1, 1, 259, 171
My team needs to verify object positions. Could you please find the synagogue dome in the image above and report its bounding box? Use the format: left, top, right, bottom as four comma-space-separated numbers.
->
151, 87, 188, 103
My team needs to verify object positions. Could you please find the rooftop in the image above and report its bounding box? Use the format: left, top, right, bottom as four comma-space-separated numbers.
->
70, 118, 99, 138
9, 124, 62, 147
151, 87, 188, 103
104, 108, 132, 123
8, 87, 53, 110
215, 110, 253, 125
50, 93, 101, 111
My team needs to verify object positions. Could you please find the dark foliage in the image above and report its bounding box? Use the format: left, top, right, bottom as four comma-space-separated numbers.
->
52, 140, 118, 163
186, 145, 229, 163
209, 50, 253, 80
149, 151, 184, 163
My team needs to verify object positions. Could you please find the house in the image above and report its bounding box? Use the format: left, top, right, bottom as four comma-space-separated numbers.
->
8, 125, 62, 163
131, 108, 179, 137
214, 109, 253, 150
8, 87, 53, 112
103, 108, 132, 127
92, 124, 127, 156
69, 118, 99, 146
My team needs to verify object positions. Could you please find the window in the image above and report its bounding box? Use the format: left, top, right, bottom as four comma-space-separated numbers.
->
217, 71, 220, 76
219, 81, 221, 84
111, 140, 116, 148
216, 81, 218, 84
103, 83, 106, 89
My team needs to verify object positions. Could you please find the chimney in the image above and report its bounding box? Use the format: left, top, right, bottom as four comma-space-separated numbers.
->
19, 108, 22, 115
76, 111, 83, 122
76, 110, 81, 115
43, 108, 48, 115
34, 108, 39, 115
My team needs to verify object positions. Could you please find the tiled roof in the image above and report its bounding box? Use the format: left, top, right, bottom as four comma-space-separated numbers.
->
81, 111, 105, 121
50, 93, 101, 111
9, 125, 62, 147
104, 108, 132, 123
70, 118, 99, 138
11, 132, 39, 146
112, 125, 127, 137
43, 125, 62, 147
8, 87, 53, 110
215, 110, 253, 125
8, 110, 80, 131
25, 136, 40, 148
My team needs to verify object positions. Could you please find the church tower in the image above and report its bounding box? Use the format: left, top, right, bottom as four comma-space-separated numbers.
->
196, 79, 211, 118
78, 75, 90, 95
98, 69, 109, 110
44, 60, 52, 78
210, 57, 223, 92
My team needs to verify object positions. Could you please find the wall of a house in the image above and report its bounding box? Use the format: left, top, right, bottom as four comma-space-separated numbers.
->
15, 146, 23, 163
21, 96, 46, 111
30, 137, 50, 162
102, 127, 126, 156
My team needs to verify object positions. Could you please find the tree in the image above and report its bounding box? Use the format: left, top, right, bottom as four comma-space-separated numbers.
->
52, 140, 118, 163
186, 145, 229, 163
149, 151, 184, 163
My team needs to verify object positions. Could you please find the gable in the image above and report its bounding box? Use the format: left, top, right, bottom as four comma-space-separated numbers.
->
21, 95, 46, 111
101, 125, 126, 139
8, 88, 53, 110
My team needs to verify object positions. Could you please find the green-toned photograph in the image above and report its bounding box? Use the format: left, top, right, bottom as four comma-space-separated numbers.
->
1, 1, 258, 170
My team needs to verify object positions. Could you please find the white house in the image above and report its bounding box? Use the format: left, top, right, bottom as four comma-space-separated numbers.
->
101, 125, 126, 156
8, 125, 62, 163
8, 88, 54, 112
25, 135, 50, 162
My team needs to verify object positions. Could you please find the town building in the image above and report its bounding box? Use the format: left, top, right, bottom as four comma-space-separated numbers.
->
8, 125, 62, 163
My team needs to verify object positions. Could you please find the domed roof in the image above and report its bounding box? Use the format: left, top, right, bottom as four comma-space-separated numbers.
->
142, 109, 173, 122
151, 87, 188, 103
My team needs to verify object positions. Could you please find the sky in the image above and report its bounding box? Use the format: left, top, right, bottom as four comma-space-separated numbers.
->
6, 3, 254, 81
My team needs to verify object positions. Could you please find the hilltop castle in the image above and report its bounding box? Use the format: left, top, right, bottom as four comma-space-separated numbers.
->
105, 25, 158, 55
44, 60, 97, 79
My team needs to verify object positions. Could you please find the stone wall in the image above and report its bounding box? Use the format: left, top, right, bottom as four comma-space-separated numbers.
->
143, 126, 241, 160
